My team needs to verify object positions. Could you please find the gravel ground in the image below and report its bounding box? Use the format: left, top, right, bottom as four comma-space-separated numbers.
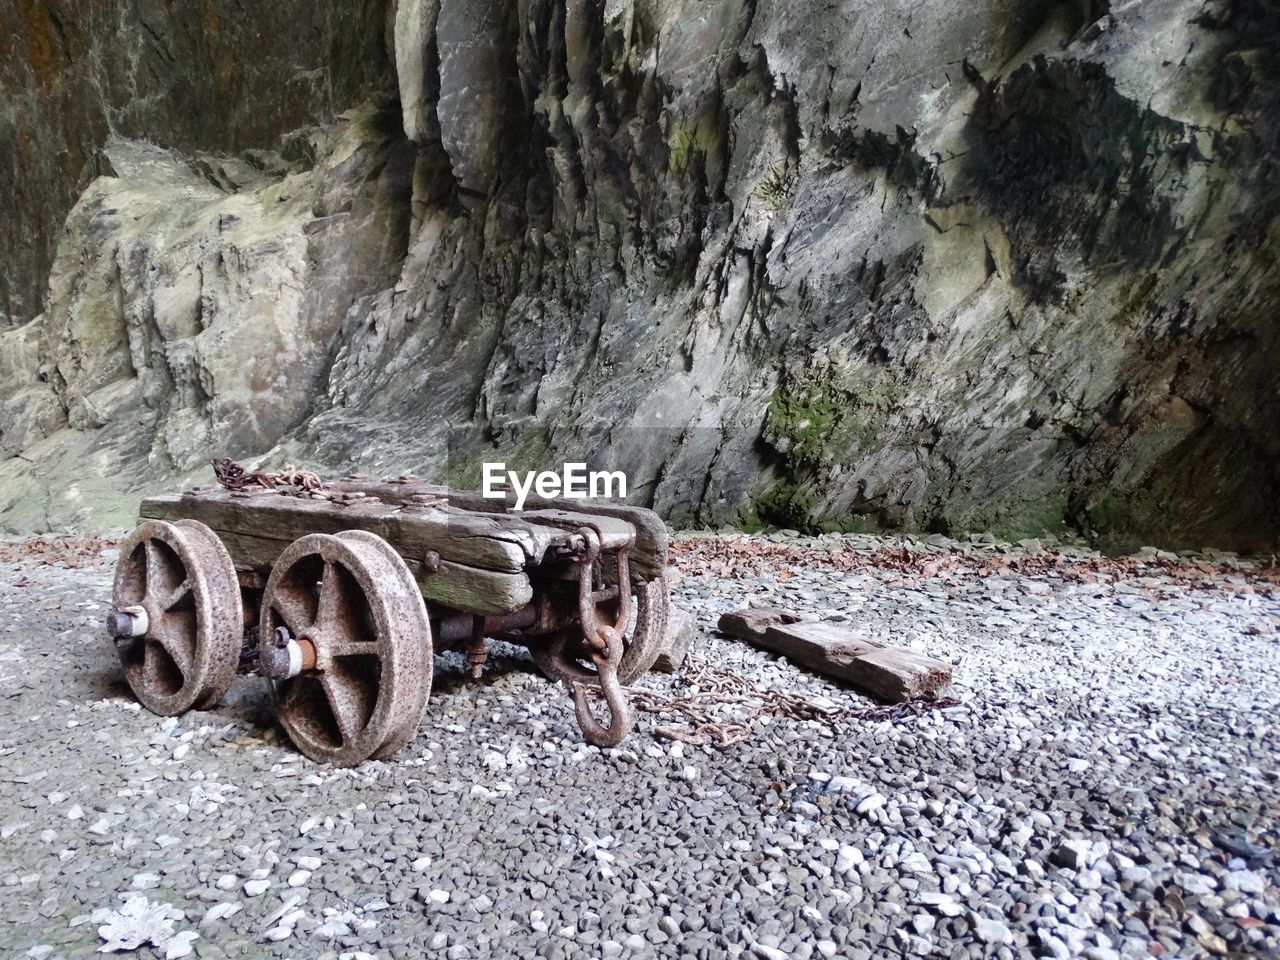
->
1, 531, 1278, 960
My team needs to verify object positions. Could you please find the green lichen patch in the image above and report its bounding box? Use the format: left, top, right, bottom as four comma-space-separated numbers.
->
749, 368, 901, 532
947, 493, 1071, 542
752, 479, 817, 531
756, 161, 797, 212
763, 370, 898, 473
816, 514, 872, 535
1078, 491, 1177, 554
666, 113, 722, 178
444, 429, 553, 491
1107, 272, 1159, 328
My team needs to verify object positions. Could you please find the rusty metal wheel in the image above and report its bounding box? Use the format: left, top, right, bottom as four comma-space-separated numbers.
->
260, 531, 431, 766
531, 576, 670, 686
110, 519, 242, 715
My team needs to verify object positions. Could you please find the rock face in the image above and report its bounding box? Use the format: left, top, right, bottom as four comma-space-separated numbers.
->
1, 0, 1278, 551
0, 0, 391, 328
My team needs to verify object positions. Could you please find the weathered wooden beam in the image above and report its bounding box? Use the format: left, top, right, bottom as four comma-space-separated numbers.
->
430, 489, 669, 583
519, 509, 636, 551
718, 608, 952, 702
412, 560, 533, 615
717, 607, 816, 639
652, 606, 695, 674
140, 491, 557, 573
165, 525, 533, 616
314, 478, 670, 583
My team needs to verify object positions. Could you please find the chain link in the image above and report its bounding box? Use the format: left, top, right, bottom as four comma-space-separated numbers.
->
624, 655, 960, 748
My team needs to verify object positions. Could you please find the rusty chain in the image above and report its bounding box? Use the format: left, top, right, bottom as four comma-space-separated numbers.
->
212, 457, 324, 493
618, 655, 961, 748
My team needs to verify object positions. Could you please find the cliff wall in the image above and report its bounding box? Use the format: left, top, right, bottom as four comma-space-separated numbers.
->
2, 0, 1277, 550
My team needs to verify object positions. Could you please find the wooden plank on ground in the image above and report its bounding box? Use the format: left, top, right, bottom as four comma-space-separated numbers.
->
718, 607, 817, 640
717, 608, 952, 702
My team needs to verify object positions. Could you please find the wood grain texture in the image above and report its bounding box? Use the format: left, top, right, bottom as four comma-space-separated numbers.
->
396, 486, 669, 583
141, 492, 556, 573
652, 606, 695, 674
718, 608, 952, 702
325, 480, 667, 582
167, 524, 533, 615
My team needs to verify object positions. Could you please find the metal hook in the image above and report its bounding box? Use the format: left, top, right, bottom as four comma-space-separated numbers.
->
570, 625, 632, 748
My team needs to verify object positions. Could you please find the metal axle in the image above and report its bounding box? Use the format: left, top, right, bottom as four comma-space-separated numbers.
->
258, 626, 316, 681
107, 605, 149, 642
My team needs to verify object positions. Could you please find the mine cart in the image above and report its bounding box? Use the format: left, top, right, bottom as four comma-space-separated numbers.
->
105, 470, 677, 765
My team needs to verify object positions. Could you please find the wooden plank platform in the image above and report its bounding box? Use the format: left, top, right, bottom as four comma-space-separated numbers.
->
209, 528, 533, 615
140, 476, 669, 616
142, 491, 557, 573
718, 608, 953, 702
450, 492, 668, 583
140, 490, 550, 615
329, 479, 669, 583
518, 509, 636, 551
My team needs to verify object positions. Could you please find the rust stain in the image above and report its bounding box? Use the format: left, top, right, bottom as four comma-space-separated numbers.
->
202, 0, 233, 93
17, 0, 60, 93
203, 0, 220, 39
215, 53, 234, 92
15, 126, 35, 165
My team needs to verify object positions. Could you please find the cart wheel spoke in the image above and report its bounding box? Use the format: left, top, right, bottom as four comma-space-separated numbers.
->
316, 560, 340, 628
158, 579, 191, 612
270, 591, 314, 636
141, 637, 165, 681
142, 540, 163, 598
151, 618, 195, 678
319, 664, 375, 745
328, 639, 381, 659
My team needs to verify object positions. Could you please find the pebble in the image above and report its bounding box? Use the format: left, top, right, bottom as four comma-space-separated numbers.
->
203, 903, 240, 923
1224, 871, 1266, 895
1050, 839, 1093, 870
855, 793, 886, 815
835, 845, 863, 874
970, 914, 1013, 945
917, 892, 963, 917
164, 931, 198, 959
